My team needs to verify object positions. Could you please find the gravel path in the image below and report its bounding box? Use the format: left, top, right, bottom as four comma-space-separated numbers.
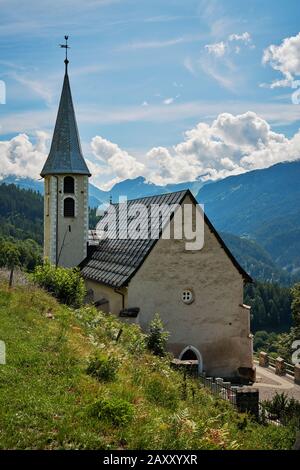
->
254, 362, 300, 401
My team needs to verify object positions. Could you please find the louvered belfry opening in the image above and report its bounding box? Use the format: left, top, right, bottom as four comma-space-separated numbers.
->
64, 176, 75, 193
64, 197, 75, 217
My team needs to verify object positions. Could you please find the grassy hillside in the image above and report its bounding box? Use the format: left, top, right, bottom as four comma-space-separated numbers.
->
0, 281, 295, 450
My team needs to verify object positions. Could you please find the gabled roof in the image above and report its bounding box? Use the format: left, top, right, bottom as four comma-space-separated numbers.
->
40, 71, 91, 177
80, 190, 252, 287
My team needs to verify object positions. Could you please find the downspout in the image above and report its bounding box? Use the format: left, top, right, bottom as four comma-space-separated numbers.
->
114, 288, 125, 310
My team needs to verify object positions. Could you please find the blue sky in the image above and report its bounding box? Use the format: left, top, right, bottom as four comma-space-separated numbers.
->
1, 0, 300, 189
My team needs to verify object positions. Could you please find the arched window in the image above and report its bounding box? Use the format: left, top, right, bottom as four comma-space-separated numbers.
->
64, 176, 74, 193
64, 197, 75, 217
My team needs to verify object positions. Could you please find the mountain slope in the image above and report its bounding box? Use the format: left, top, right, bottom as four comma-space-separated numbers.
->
0, 175, 203, 208
0, 183, 43, 244
2, 160, 300, 280
197, 160, 300, 277
0, 176, 107, 208
221, 233, 292, 285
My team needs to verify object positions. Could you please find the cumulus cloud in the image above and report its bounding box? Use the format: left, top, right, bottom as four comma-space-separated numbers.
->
89, 112, 300, 188
0, 132, 48, 180
90, 135, 145, 189
1, 112, 300, 190
262, 32, 300, 88
158, 111, 297, 182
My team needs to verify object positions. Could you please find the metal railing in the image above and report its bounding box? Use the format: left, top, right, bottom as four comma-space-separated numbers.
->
198, 374, 238, 408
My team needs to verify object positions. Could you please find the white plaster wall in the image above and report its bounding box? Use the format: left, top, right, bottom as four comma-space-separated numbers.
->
127, 194, 253, 378
84, 279, 127, 314
44, 174, 89, 268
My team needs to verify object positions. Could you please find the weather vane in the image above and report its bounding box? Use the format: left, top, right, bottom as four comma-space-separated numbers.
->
60, 35, 70, 70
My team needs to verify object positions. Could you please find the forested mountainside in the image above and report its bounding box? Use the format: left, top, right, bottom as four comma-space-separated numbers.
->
197, 160, 300, 279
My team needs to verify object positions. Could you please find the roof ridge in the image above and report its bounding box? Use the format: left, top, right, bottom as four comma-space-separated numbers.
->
112, 189, 190, 204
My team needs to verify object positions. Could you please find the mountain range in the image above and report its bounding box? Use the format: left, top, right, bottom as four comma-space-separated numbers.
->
0, 175, 203, 208
1, 159, 299, 284
197, 160, 300, 280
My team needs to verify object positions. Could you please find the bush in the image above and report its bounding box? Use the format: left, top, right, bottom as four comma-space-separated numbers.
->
90, 397, 134, 426
146, 313, 169, 357
145, 375, 179, 410
0, 237, 42, 272
86, 353, 119, 382
31, 261, 86, 307
261, 392, 300, 428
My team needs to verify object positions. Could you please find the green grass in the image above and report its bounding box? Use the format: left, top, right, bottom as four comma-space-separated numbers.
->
0, 282, 296, 450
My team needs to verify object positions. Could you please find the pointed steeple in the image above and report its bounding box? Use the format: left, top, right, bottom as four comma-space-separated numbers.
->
41, 37, 91, 177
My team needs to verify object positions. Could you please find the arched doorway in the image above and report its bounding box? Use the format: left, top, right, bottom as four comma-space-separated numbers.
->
179, 346, 203, 374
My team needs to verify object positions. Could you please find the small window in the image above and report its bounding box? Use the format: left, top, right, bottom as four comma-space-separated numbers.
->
64, 176, 74, 193
181, 289, 194, 305
64, 197, 75, 217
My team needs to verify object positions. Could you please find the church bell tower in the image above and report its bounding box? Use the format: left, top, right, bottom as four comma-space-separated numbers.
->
41, 36, 91, 268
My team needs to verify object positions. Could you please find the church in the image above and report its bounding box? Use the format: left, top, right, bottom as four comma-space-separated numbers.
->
41, 48, 254, 382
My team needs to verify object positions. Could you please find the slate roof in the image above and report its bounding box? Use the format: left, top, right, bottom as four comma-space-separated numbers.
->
80, 190, 252, 287
41, 71, 91, 177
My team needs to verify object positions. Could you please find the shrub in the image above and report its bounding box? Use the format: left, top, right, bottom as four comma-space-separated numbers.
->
90, 397, 134, 426
86, 353, 119, 382
146, 313, 169, 357
145, 375, 179, 410
31, 261, 86, 307
261, 392, 300, 428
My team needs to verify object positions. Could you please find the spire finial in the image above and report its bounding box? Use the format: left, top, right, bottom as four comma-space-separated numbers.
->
60, 35, 70, 73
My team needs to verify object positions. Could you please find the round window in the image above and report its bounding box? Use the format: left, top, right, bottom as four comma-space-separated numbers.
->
181, 289, 194, 304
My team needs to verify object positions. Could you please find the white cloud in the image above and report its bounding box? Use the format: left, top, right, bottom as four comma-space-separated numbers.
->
205, 41, 227, 57
0, 132, 49, 180
199, 32, 253, 90
89, 112, 300, 188
228, 32, 251, 44
204, 32, 252, 58
262, 32, 300, 88
90, 136, 145, 189
183, 56, 196, 76
2, 112, 300, 190
117, 34, 204, 51
11, 73, 54, 105
163, 97, 174, 105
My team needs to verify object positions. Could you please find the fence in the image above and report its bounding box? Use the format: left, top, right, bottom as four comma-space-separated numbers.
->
198, 373, 261, 419
257, 351, 300, 384
198, 373, 238, 408
198, 373, 295, 426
